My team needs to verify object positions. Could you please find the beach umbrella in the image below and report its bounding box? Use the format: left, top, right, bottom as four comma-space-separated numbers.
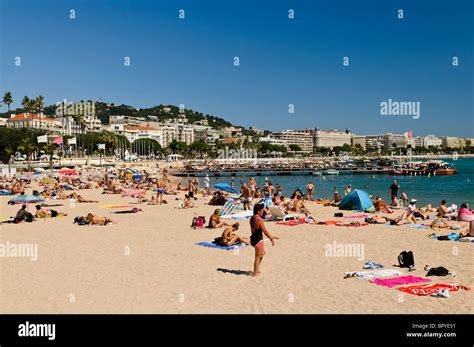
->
214, 183, 239, 195
8, 194, 45, 205
41, 177, 55, 184
122, 189, 146, 204
121, 189, 146, 197
58, 169, 78, 175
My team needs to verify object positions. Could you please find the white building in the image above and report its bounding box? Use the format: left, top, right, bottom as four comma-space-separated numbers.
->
313, 129, 351, 149
270, 130, 313, 153
6, 113, 63, 134
423, 135, 442, 148
259, 136, 287, 146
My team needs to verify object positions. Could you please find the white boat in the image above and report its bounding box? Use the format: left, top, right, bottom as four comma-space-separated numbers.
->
324, 169, 339, 175
313, 171, 323, 176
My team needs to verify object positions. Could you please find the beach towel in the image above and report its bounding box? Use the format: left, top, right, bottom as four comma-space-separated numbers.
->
344, 214, 368, 219
336, 222, 368, 227
220, 199, 238, 216
398, 283, 470, 296
220, 210, 253, 220
99, 204, 134, 209
363, 260, 384, 270
370, 275, 431, 288
430, 233, 461, 241
345, 269, 403, 280
195, 241, 247, 251
406, 224, 430, 229
459, 237, 474, 242
0, 190, 14, 195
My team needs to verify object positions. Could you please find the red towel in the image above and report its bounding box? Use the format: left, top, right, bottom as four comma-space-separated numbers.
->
398, 283, 470, 296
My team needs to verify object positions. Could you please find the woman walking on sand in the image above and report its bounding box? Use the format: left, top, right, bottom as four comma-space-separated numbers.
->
250, 203, 278, 277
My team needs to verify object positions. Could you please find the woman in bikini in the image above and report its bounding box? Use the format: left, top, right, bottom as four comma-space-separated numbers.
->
85, 213, 115, 226
250, 203, 278, 278
208, 209, 230, 228
219, 223, 249, 246
156, 179, 165, 204
35, 205, 67, 218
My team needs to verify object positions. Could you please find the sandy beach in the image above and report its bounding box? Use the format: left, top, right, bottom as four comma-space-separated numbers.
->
0, 183, 472, 314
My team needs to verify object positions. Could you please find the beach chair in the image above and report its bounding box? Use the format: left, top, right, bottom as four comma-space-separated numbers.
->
267, 206, 305, 222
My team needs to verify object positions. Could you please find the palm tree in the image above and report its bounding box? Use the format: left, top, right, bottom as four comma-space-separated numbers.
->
21, 96, 30, 129
17, 137, 37, 172
2, 92, 13, 115
35, 95, 44, 130
5, 145, 13, 177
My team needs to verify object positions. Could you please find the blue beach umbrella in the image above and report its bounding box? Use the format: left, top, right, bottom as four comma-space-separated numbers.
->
214, 183, 239, 195
8, 194, 45, 205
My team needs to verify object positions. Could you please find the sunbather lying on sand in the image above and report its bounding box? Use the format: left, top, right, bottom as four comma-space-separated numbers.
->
85, 213, 115, 225
67, 192, 98, 203
35, 205, 67, 218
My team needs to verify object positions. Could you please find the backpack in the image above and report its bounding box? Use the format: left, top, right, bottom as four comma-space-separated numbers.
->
427, 266, 450, 276
191, 216, 206, 228
398, 251, 415, 268
25, 213, 34, 223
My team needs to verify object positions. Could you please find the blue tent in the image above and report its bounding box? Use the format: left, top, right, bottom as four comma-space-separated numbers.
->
339, 189, 373, 211
214, 183, 239, 194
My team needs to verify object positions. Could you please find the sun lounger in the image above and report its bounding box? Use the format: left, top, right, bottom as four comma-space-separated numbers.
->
267, 206, 305, 222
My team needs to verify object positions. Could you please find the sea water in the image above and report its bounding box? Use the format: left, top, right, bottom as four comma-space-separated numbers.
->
208, 158, 474, 207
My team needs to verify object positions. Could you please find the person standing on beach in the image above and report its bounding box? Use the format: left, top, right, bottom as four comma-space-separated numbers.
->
204, 174, 210, 190
250, 203, 278, 278
241, 183, 252, 210
306, 181, 314, 200
188, 180, 194, 198
193, 176, 199, 195
389, 180, 400, 205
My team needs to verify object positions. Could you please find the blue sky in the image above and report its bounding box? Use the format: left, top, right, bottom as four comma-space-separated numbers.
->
0, 0, 473, 137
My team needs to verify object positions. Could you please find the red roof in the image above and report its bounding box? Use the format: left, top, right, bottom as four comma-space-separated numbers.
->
8, 113, 56, 122
221, 137, 239, 144
126, 125, 159, 131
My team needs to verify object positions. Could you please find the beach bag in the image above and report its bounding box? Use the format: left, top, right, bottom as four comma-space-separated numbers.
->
25, 213, 34, 223
398, 251, 415, 268
427, 266, 450, 277
191, 216, 206, 228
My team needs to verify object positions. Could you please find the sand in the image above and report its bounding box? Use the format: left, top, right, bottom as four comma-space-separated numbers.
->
0, 186, 473, 314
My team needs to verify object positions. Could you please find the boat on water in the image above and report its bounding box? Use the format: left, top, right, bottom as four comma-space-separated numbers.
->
313, 171, 323, 176
391, 160, 457, 176
324, 169, 339, 175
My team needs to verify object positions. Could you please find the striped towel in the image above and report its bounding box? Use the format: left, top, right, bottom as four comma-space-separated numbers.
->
220, 199, 238, 216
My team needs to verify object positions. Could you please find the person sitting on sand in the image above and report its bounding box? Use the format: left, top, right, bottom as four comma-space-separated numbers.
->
218, 223, 250, 246
457, 203, 473, 222
460, 220, 474, 237
401, 192, 408, 207
14, 204, 29, 222
333, 188, 342, 204
406, 199, 429, 221
373, 197, 393, 213
182, 194, 195, 209
291, 195, 310, 216
436, 200, 456, 219
208, 209, 230, 228
85, 213, 115, 226
34, 205, 67, 218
